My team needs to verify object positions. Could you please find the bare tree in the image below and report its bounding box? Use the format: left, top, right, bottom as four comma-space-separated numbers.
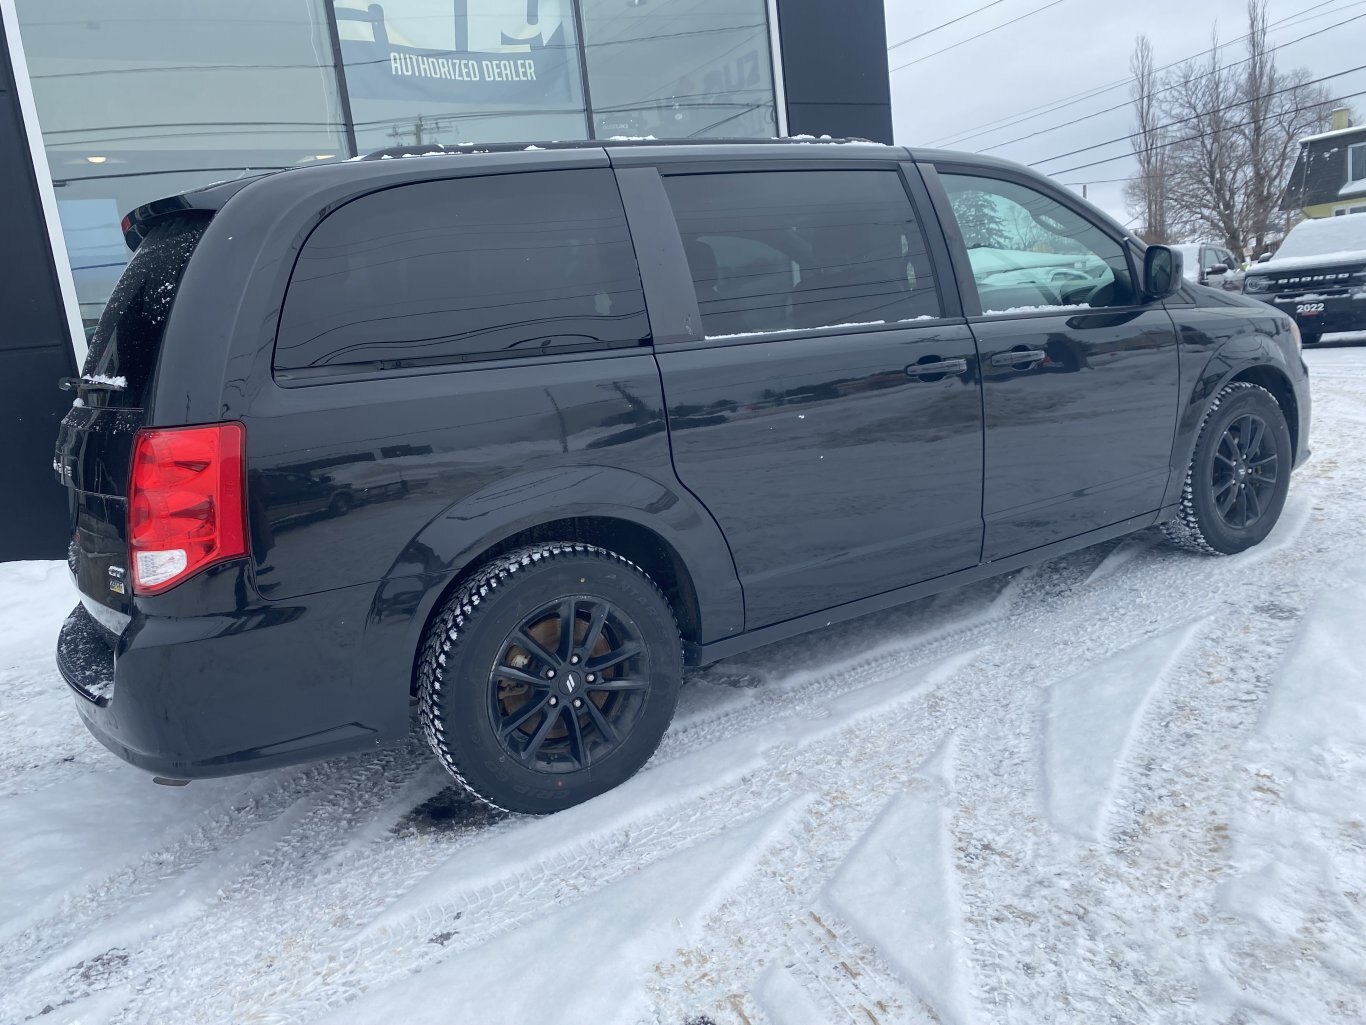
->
1236, 0, 1331, 254
1126, 35, 1171, 244
1162, 29, 1247, 254
1125, 1, 1333, 255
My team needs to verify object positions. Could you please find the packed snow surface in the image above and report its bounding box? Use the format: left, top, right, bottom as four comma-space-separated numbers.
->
2, 344, 1366, 1023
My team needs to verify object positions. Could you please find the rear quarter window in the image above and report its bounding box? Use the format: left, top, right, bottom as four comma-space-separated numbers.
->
274, 168, 650, 374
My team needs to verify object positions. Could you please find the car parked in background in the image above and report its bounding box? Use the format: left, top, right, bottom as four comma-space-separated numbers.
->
54, 140, 1310, 814
1242, 212, 1366, 344
1173, 242, 1245, 291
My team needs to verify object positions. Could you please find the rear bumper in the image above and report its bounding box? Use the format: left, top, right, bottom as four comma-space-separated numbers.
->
1264, 294, 1366, 337
56, 564, 407, 779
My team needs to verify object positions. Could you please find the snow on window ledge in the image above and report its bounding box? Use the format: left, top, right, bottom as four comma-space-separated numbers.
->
981, 304, 1093, 316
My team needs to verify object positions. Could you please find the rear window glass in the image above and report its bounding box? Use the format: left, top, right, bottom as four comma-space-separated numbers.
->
274, 169, 649, 373
661, 169, 941, 338
81, 215, 209, 408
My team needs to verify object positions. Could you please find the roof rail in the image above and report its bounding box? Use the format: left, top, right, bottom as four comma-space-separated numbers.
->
355, 136, 884, 161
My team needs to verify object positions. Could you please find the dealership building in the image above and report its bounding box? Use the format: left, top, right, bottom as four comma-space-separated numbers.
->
0, 0, 892, 561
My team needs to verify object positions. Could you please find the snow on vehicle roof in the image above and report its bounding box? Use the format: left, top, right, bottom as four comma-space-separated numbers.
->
1266, 213, 1366, 268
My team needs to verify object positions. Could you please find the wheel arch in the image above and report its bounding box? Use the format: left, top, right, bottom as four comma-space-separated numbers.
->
1163, 331, 1303, 512
1225, 363, 1299, 462
354, 465, 744, 707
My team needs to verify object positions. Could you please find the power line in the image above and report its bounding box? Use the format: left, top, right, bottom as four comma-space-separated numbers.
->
926, 0, 1356, 146
886, 0, 1011, 52
928, 0, 1351, 146
889, 0, 1071, 73
974, 9, 1366, 155
1041, 86, 1366, 177
1030, 63, 1366, 170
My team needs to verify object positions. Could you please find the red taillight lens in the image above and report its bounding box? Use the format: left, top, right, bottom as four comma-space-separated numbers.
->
128, 422, 246, 594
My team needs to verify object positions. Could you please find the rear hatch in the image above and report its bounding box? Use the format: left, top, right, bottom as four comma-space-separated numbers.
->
54, 214, 211, 635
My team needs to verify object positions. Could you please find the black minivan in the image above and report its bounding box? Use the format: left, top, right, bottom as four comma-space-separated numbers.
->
55, 140, 1310, 813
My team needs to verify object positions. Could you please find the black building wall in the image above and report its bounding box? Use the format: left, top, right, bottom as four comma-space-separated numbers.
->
777, 0, 894, 144
0, 17, 77, 562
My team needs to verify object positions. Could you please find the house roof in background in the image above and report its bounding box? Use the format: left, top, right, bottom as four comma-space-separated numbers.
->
1281, 126, 1366, 211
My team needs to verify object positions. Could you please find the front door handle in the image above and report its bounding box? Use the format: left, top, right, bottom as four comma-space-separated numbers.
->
905, 358, 969, 378
990, 349, 1047, 368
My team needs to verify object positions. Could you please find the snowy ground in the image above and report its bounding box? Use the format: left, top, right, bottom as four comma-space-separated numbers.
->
3, 343, 1365, 1025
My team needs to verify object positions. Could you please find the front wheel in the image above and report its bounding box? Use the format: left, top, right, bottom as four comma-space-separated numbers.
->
1162, 382, 1292, 555
417, 543, 682, 814
1300, 330, 1322, 346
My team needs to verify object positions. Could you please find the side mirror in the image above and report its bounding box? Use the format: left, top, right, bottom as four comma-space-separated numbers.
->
1206, 263, 1228, 276
1144, 245, 1182, 300
1258, 252, 1273, 263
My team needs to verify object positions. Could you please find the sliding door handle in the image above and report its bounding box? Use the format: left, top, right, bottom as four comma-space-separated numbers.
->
990, 349, 1047, 368
905, 358, 969, 378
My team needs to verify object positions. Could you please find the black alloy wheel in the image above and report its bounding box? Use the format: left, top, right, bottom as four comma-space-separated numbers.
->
418, 543, 681, 814
488, 597, 650, 772
1162, 382, 1293, 555
1209, 413, 1279, 530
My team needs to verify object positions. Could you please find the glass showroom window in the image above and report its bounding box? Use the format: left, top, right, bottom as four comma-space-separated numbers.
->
579, 0, 778, 140
333, 0, 589, 150
16, 0, 349, 330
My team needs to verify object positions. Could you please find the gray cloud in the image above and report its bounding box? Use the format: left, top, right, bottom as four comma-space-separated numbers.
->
886, 0, 1363, 229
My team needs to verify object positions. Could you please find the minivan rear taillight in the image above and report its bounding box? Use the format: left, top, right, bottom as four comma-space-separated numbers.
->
128, 423, 246, 594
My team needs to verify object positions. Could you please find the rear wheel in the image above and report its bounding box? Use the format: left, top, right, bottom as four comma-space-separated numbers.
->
417, 543, 681, 814
1162, 382, 1292, 555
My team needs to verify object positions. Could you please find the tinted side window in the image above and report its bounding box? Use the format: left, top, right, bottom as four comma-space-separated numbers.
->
275, 169, 649, 371
940, 173, 1138, 314
662, 170, 941, 338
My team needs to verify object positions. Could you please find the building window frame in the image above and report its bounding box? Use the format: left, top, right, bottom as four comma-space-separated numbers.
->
1349, 142, 1366, 183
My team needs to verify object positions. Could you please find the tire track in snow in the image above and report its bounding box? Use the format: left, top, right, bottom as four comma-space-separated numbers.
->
0, 743, 437, 1021
1, 569, 1041, 1022
130, 653, 981, 1025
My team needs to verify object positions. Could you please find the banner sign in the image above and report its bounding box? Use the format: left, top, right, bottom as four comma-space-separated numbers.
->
333, 0, 580, 106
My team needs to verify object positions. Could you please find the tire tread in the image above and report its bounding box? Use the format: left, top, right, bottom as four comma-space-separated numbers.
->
416, 542, 677, 813
1161, 380, 1272, 556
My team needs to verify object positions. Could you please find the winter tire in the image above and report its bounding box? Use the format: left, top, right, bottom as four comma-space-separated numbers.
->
417, 543, 682, 814
1162, 382, 1292, 556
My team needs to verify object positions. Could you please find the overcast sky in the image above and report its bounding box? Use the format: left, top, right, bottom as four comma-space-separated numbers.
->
884, 0, 1365, 228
